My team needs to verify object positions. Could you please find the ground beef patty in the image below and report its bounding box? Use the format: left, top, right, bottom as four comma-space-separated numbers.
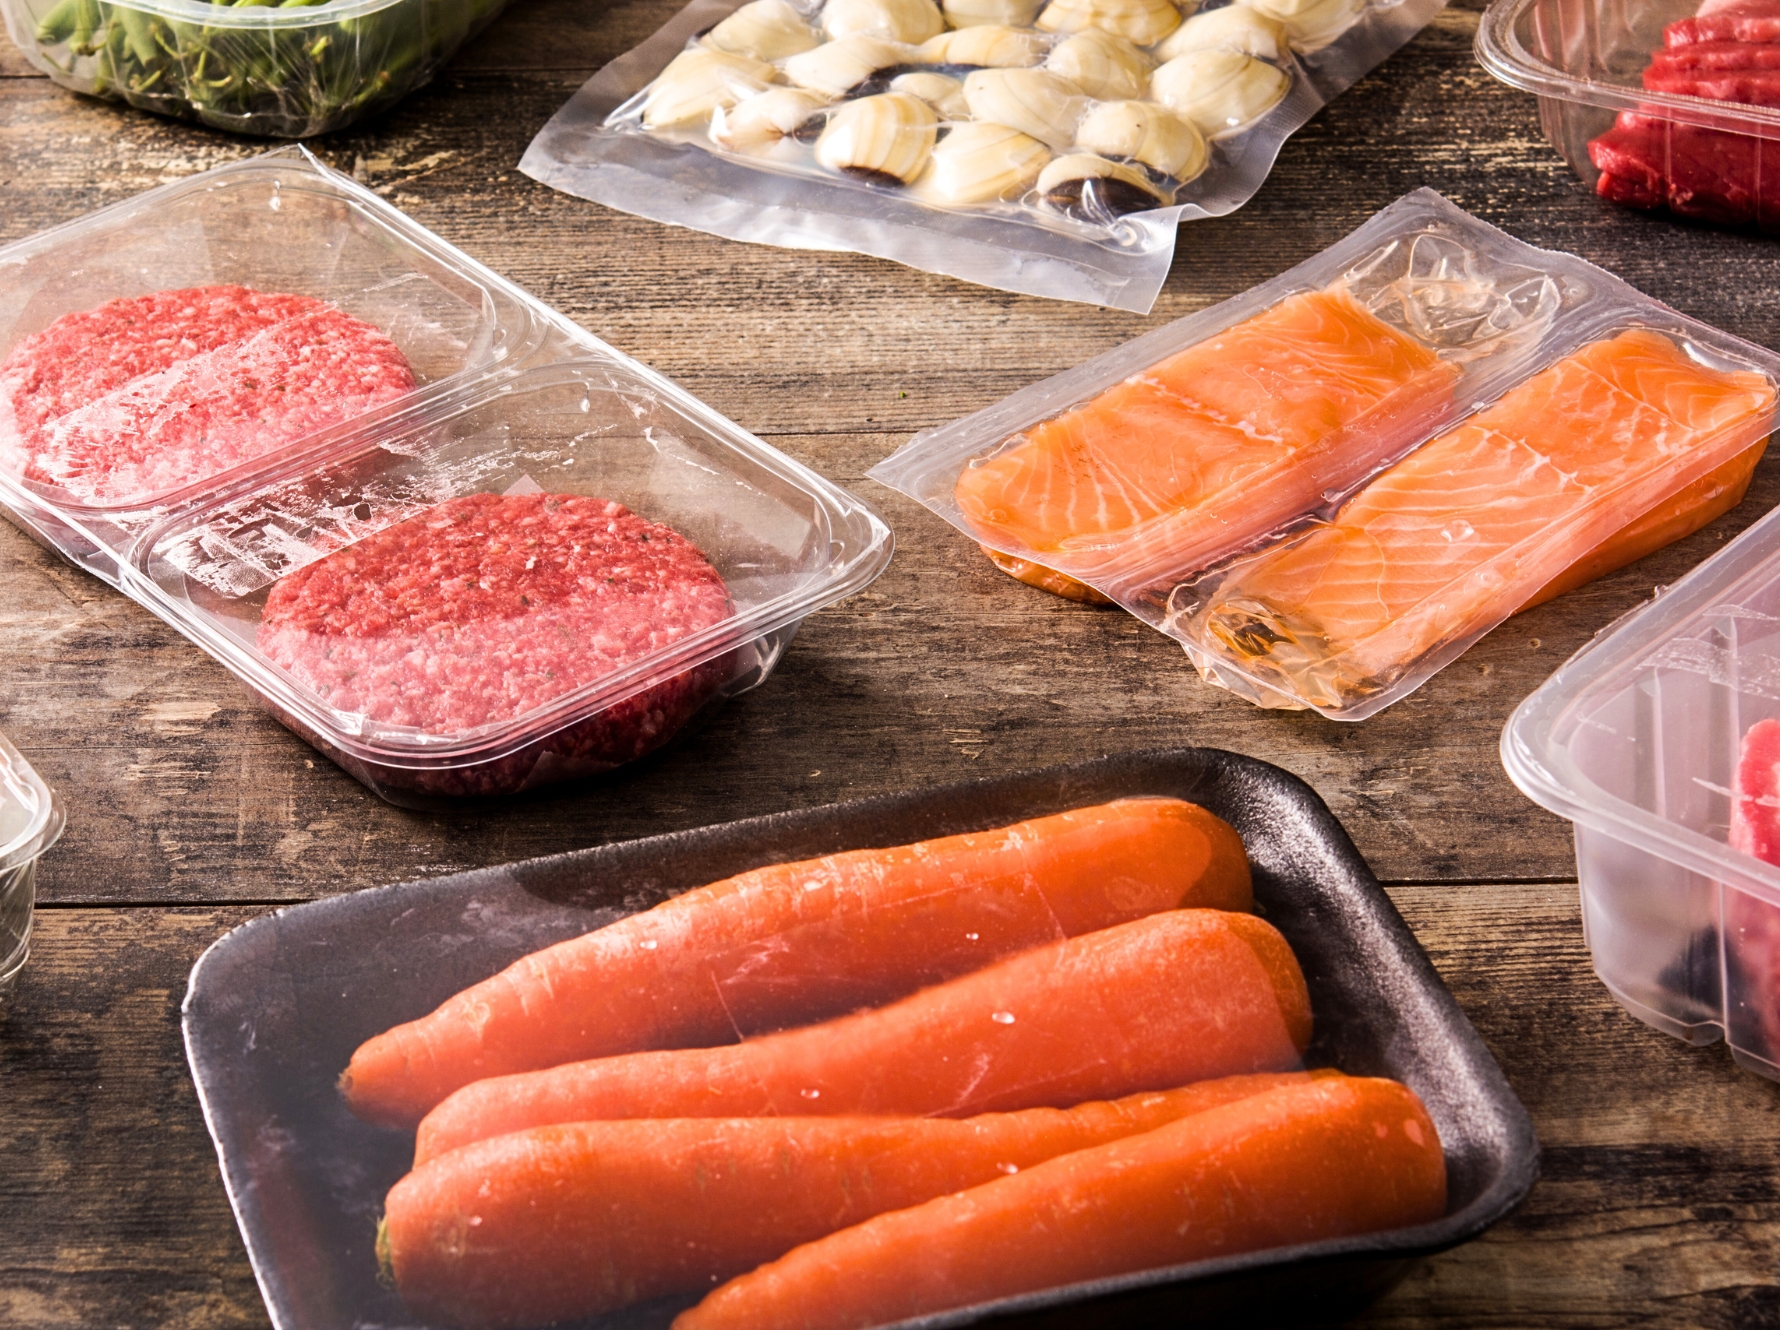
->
258, 492, 736, 786
0, 285, 416, 505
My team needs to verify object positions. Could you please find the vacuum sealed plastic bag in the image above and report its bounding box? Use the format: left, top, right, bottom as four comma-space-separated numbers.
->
870, 188, 1780, 718
518, 0, 1446, 312
0, 146, 892, 807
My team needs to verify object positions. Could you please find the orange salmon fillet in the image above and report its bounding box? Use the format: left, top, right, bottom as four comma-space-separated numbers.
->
1193, 328, 1776, 708
955, 286, 1455, 591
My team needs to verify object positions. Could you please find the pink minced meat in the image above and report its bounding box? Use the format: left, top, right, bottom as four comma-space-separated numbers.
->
0, 285, 416, 505
257, 493, 736, 775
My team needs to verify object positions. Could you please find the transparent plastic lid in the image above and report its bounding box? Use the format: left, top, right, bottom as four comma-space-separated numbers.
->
0, 146, 538, 520
0, 729, 64, 874
1476, 0, 1780, 134
135, 359, 894, 770
1504, 500, 1780, 908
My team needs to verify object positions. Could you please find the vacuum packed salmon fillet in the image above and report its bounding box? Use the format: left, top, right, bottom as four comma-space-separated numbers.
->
1188, 328, 1777, 711
955, 285, 1457, 597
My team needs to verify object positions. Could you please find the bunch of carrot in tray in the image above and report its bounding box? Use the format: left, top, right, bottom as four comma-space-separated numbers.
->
342, 797, 1448, 1330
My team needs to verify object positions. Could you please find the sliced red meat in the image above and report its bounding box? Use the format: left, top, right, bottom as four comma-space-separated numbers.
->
1587, 113, 1780, 227
1648, 41, 1780, 72
1645, 65, 1780, 104
1666, 0, 1780, 46
1727, 718, 1780, 1064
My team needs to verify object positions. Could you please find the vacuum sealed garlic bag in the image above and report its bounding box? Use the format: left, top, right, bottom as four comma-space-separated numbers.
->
870, 189, 1780, 719
519, 0, 1444, 311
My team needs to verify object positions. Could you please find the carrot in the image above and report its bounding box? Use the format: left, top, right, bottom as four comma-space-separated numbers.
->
382, 1073, 1332, 1330
414, 910, 1311, 1163
344, 797, 1251, 1128
673, 1076, 1447, 1330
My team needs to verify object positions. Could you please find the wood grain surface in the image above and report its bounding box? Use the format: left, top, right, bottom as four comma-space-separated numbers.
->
2, 0, 1779, 1323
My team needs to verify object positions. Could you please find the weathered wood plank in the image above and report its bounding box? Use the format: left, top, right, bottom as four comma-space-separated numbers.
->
5, 888, 1778, 1329
7, 0, 1776, 899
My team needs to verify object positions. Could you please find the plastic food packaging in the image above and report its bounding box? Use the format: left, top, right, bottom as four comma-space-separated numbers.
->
1475, 0, 1780, 228
0, 0, 507, 137
0, 729, 65, 1000
0, 147, 893, 808
519, 0, 1446, 313
1499, 503, 1780, 1082
871, 187, 1780, 719
182, 751, 1538, 1330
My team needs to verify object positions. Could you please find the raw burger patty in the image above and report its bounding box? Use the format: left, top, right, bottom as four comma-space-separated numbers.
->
257, 492, 735, 739
0, 285, 415, 504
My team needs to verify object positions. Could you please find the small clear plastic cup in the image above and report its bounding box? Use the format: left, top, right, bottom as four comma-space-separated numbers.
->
0, 730, 65, 1000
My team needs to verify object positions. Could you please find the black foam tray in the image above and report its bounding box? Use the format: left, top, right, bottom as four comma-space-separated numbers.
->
182, 746, 1539, 1330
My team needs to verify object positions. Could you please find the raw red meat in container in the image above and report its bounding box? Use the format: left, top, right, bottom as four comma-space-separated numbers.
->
1476, 0, 1780, 228
1504, 500, 1780, 1081
0, 146, 892, 806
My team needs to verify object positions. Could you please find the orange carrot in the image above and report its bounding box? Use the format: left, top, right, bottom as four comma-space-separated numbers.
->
673, 1076, 1446, 1330
414, 910, 1311, 1163
382, 1073, 1331, 1330
344, 797, 1251, 1128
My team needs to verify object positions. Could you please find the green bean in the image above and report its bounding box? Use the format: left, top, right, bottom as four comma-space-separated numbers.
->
116, 4, 157, 63
34, 0, 80, 44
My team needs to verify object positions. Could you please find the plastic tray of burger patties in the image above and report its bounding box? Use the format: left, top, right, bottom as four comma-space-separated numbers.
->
1476, 0, 1780, 229
1504, 501, 1780, 1082
0, 146, 894, 808
183, 748, 1539, 1330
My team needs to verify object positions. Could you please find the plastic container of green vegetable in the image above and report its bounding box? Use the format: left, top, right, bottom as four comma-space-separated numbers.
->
1, 0, 508, 137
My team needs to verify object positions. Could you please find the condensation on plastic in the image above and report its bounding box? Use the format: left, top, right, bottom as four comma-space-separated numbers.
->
518, 0, 1445, 313
0, 147, 894, 808
869, 188, 1780, 719
1502, 502, 1780, 1082
0, 729, 65, 997
0, 0, 507, 137
1476, 0, 1780, 228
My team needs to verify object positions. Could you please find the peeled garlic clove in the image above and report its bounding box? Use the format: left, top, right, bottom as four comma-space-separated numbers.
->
891, 70, 971, 118
815, 90, 939, 182
914, 121, 1052, 202
942, 0, 1044, 26
1150, 48, 1287, 136
1247, 0, 1365, 50
783, 34, 909, 94
1043, 28, 1152, 100
916, 24, 1050, 65
1073, 98, 1206, 179
711, 87, 831, 150
1151, 3, 1285, 61
1035, 0, 1182, 48
1037, 152, 1167, 216
962, 68, 1087, 150
704, 0, 822, 61
642, 48, 782, 129
822, 0, 946, 44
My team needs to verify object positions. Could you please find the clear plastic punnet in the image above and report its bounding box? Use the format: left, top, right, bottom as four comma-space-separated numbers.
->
1502, 503, 1780, 1082
0, 147, 894, 807
1476, 0, 1780, 229
519, 0, 1446, 313
0, 728, 65, 1000
870, 188, 1780, 720
1, 0, 508, 137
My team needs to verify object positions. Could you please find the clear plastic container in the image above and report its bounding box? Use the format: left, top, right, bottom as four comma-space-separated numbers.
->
0, 0, 509, 137
1476, 0, 1780, 228
0, 146, 894, 807
0, 730, 66, 1000
1503, 501, 1780, 1081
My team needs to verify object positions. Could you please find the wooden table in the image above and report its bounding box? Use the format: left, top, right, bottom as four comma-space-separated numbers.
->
3, 1, 1779, 1323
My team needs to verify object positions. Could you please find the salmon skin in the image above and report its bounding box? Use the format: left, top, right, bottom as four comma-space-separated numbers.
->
1182, 328, 1777, 715
954, 285, 1456, 599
